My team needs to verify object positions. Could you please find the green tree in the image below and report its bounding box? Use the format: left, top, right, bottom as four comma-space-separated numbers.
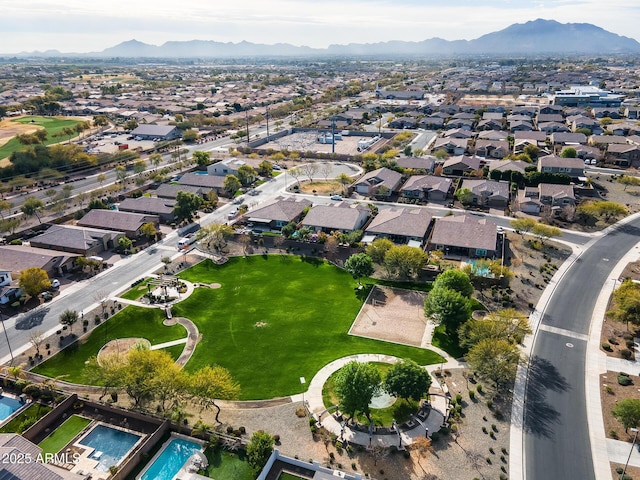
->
0, 218, 21, 235
93, 115, 109, 128
334, 361, 381, 420
577, 200, 628, 223
19, 267, 51, 297
140, 222, 157, 240
367, 238, 394, 265
197, 222, 234, 252
384, 359, 432, 402
510, 217, 536, 235
531, 223, 562, 245
458, 308, 531, 349
607, 280, 640, 330
189, 365, 241, 423
246, 430, 274, 473
223, 175, 241, 196
383, 245, 428, 278
433, 149, 448, 160
0, 200, 12, 219
97, 173, 107, 186
336, 173, 352, 196
115, 165, 128, 186
257, 160, 273, 177
149, 153, 163, 170
612, 398, 640, 433
433, 269, 474, 297
133, 159, 146, 174
173, 191, 203, 222
455, 188, 473, 205
21, 197, 45, 223
466, 338, 521, 390
424, 287, 471, 335
118, 236, 133, 253
59, 309, 79, 335
237, 165, 258, 186
560, 147, 577, 158
344, 253, 374, 285
192, 151, 210, 167
618, 175, 640, 191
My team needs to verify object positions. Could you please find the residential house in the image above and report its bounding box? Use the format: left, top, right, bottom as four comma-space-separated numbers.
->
428, 214, 498, 258
433, 137, 468, 156
538, 122, 570, 134
624, 106, 640, 119
475, 140, 510, 159
418, 116, 445, 129
509, 120, 534, 132
537, 113, 564, 124
388, 117, 417, 129
517, 187, 543, 214
29, 225, 123, 256
177, 173, 227, 195
207, 157, 263, 176
550, 132, 587, 147
118, 197, 176, 223
301, 203, 370, 234
575, 145, 603, 161
459, 179, 510, 208
477, 130, 509, 141
537, 155, 585, 179
0, 245, 78, 278
444, 118, 474, 130
606, 144, 640, 168
0, 434, 64, 480
488, 159, 530, 175
592, 107, 620, 119
154, 183, 204, 200
395, 156, 435, 173
364, 208, 432, 247
568, 115, 602, 134
514, 131, 547, 143
77, 210, 160, 238
539, 183, 576, 209
353, 168, 402, 197
0, 270, 21, 305
400, 175, 452, 202
443, 128, 474, 139
442, 155, 481, 176
476, 118, 504, 131
590, 135, 629, 147
245, 197, 312, 231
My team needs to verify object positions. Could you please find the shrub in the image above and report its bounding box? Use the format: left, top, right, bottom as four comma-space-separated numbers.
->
604, 385, 614, 394
239, 426, 246, 434
621, 349, 633, 360
482, 426, 488, 434
618, 375, 633, 386
616, 467, 623, 474
492, 424, 498, 432
455, 393, 462, 404
610, 430, 619, 439
469, 390, 476, 401
489, 447, 495, 454
476, 384, 483, 394
626, 339, 635, 349
430, 432, 440, 442
486, 400, 493, 409
486, 457, 492, 464
602, 343, 612, 351
226, 426, 234, 434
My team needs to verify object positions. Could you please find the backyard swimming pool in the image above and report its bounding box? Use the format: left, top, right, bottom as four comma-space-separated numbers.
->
139, 436, 202, 480
78, 424, 142, 471
0, 395, 24, 422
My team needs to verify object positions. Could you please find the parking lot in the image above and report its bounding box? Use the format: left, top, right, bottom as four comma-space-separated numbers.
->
81, 132, 156, 154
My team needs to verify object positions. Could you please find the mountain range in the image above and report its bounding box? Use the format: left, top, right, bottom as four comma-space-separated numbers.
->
10, 19, 640, 58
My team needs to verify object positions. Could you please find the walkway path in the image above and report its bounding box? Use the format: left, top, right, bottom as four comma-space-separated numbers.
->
163, 316, 200, 367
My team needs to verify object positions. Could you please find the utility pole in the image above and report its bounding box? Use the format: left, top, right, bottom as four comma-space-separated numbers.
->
245, 108, 250, 145
0, 307, 13, 366
266, 107, 270, 142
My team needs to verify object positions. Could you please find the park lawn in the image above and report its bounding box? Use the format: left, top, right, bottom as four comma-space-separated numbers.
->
38, 415, 91, 455
204, 448, 253, 480
162, 343, 185, 361
176, 256, 442, 400
0, 403, 52, 434
0, 116, 83, 160
32, 306, 186, 383
119, 279, 153, 301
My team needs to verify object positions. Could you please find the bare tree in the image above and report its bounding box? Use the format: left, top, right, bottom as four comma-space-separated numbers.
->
319, 162, 332, 182
28, 330, 45, 358
238, 234, 251, 255
288, 167, 303, 186
300, 163, 319, 182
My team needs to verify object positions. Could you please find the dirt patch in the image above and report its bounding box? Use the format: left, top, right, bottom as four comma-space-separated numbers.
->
298, 180, 343, 195
97, 337, 150, 364
209, 283, 222, 289
621, 260, 640, 282
350, 286, 427, 347
600, 371, 640, 442
0, 117, 42, 146
601, 317, 638, 360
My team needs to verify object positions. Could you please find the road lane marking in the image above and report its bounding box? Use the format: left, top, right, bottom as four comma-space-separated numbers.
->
539, 324, 589, 342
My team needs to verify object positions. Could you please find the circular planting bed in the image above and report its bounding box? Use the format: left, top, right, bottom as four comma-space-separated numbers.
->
97, 337, 151, 365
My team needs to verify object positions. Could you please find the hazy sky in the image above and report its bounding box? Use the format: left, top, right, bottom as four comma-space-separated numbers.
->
2, 0, 639, 53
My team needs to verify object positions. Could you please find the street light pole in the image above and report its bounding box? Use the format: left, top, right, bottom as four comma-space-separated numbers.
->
0, 308, 14, 366
622, 427, 639, 479
299, 376, 306, 411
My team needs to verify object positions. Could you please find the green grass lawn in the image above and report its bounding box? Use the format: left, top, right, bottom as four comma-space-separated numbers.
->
203, 449, 253, 480
175, 256, 442, 400
119, 279, 153, 301
38, 415, 91, 455
32, 306, 186, 383
321, 362, 418, 426
0, 116, 83, 160
0, 403, 52, 434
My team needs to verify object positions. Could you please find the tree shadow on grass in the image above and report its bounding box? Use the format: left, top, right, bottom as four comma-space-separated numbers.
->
523, 355, 571, 438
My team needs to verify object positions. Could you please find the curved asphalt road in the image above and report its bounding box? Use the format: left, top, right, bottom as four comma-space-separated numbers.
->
525, 217, 640, 479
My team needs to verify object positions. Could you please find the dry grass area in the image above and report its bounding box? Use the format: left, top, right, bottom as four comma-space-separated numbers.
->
298, 180, 343, 195
349, 286, 427, 347
588, 174, 640, 216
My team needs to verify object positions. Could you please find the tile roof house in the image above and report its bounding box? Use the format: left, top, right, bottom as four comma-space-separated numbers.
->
177, 173, 227, 194
395, 156, 435, 172
433, 137, 468, 156
0, 245, 78, 277
353, 168, 403, 197
459, 179, 510, 208
118, 197, 176, 223
365, 208, 433, 246
0, 434, 63, 480
605, 144, 640, 168
550, 132, 587, 146
537, 155, 585, 179
538, 183, 576, 208
400, 175, 452, 202
246, 197, 312, 231
538, 121, 570, 133
207, 157, 263, 176
442, 155, 481, 176
154, 183, 204, 199
488, 160, 530, 175
302, 203, 370, 234
29, 224, 123, 256
517, 187, 543, 214
475, 140, 510, 159
428, 214, 498, 258
77, 209, 160, 238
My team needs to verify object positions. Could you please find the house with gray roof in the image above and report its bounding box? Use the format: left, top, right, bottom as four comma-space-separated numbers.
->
77, 210, 159, 238
488, 159, 529, 175
400, 175, 451, 202
539, 183, 576, 208
550, 132, 587, 146
395, 156, 435, 172
537, 155, 585, 179
154, 183, 204, 200
0, 434, 63, 480
459, 179, 510, 208
474, 140, 510, 159
353, 168, 402, 197
177, 173, 227, 194
364, 208, 432, 247
427, 214, 498, 258
442, 155, 481, 176
29, 225, 123, 256
118, 197, 176, 223
0, 245, 78, 278
130, 124, 180, 140
302, 203, 370, 234
246, 197, 312, 231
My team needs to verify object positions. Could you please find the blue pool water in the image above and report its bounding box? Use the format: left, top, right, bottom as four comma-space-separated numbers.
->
141, 437, 202, 480
469, 259, 492, 277
79, 424, 141, 471
0, 395, 23, 421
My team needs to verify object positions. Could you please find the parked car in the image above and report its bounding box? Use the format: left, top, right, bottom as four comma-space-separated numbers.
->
50, 279, 60, 290
42, 292, 53, 302
330, 195, 343, 201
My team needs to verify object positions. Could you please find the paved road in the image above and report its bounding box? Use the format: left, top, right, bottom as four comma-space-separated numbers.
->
524, 217, 640, 480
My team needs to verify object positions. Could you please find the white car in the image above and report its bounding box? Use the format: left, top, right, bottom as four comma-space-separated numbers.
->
330, 195, 343, 201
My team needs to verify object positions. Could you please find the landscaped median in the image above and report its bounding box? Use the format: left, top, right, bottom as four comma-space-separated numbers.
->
33, 255, 443, 400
